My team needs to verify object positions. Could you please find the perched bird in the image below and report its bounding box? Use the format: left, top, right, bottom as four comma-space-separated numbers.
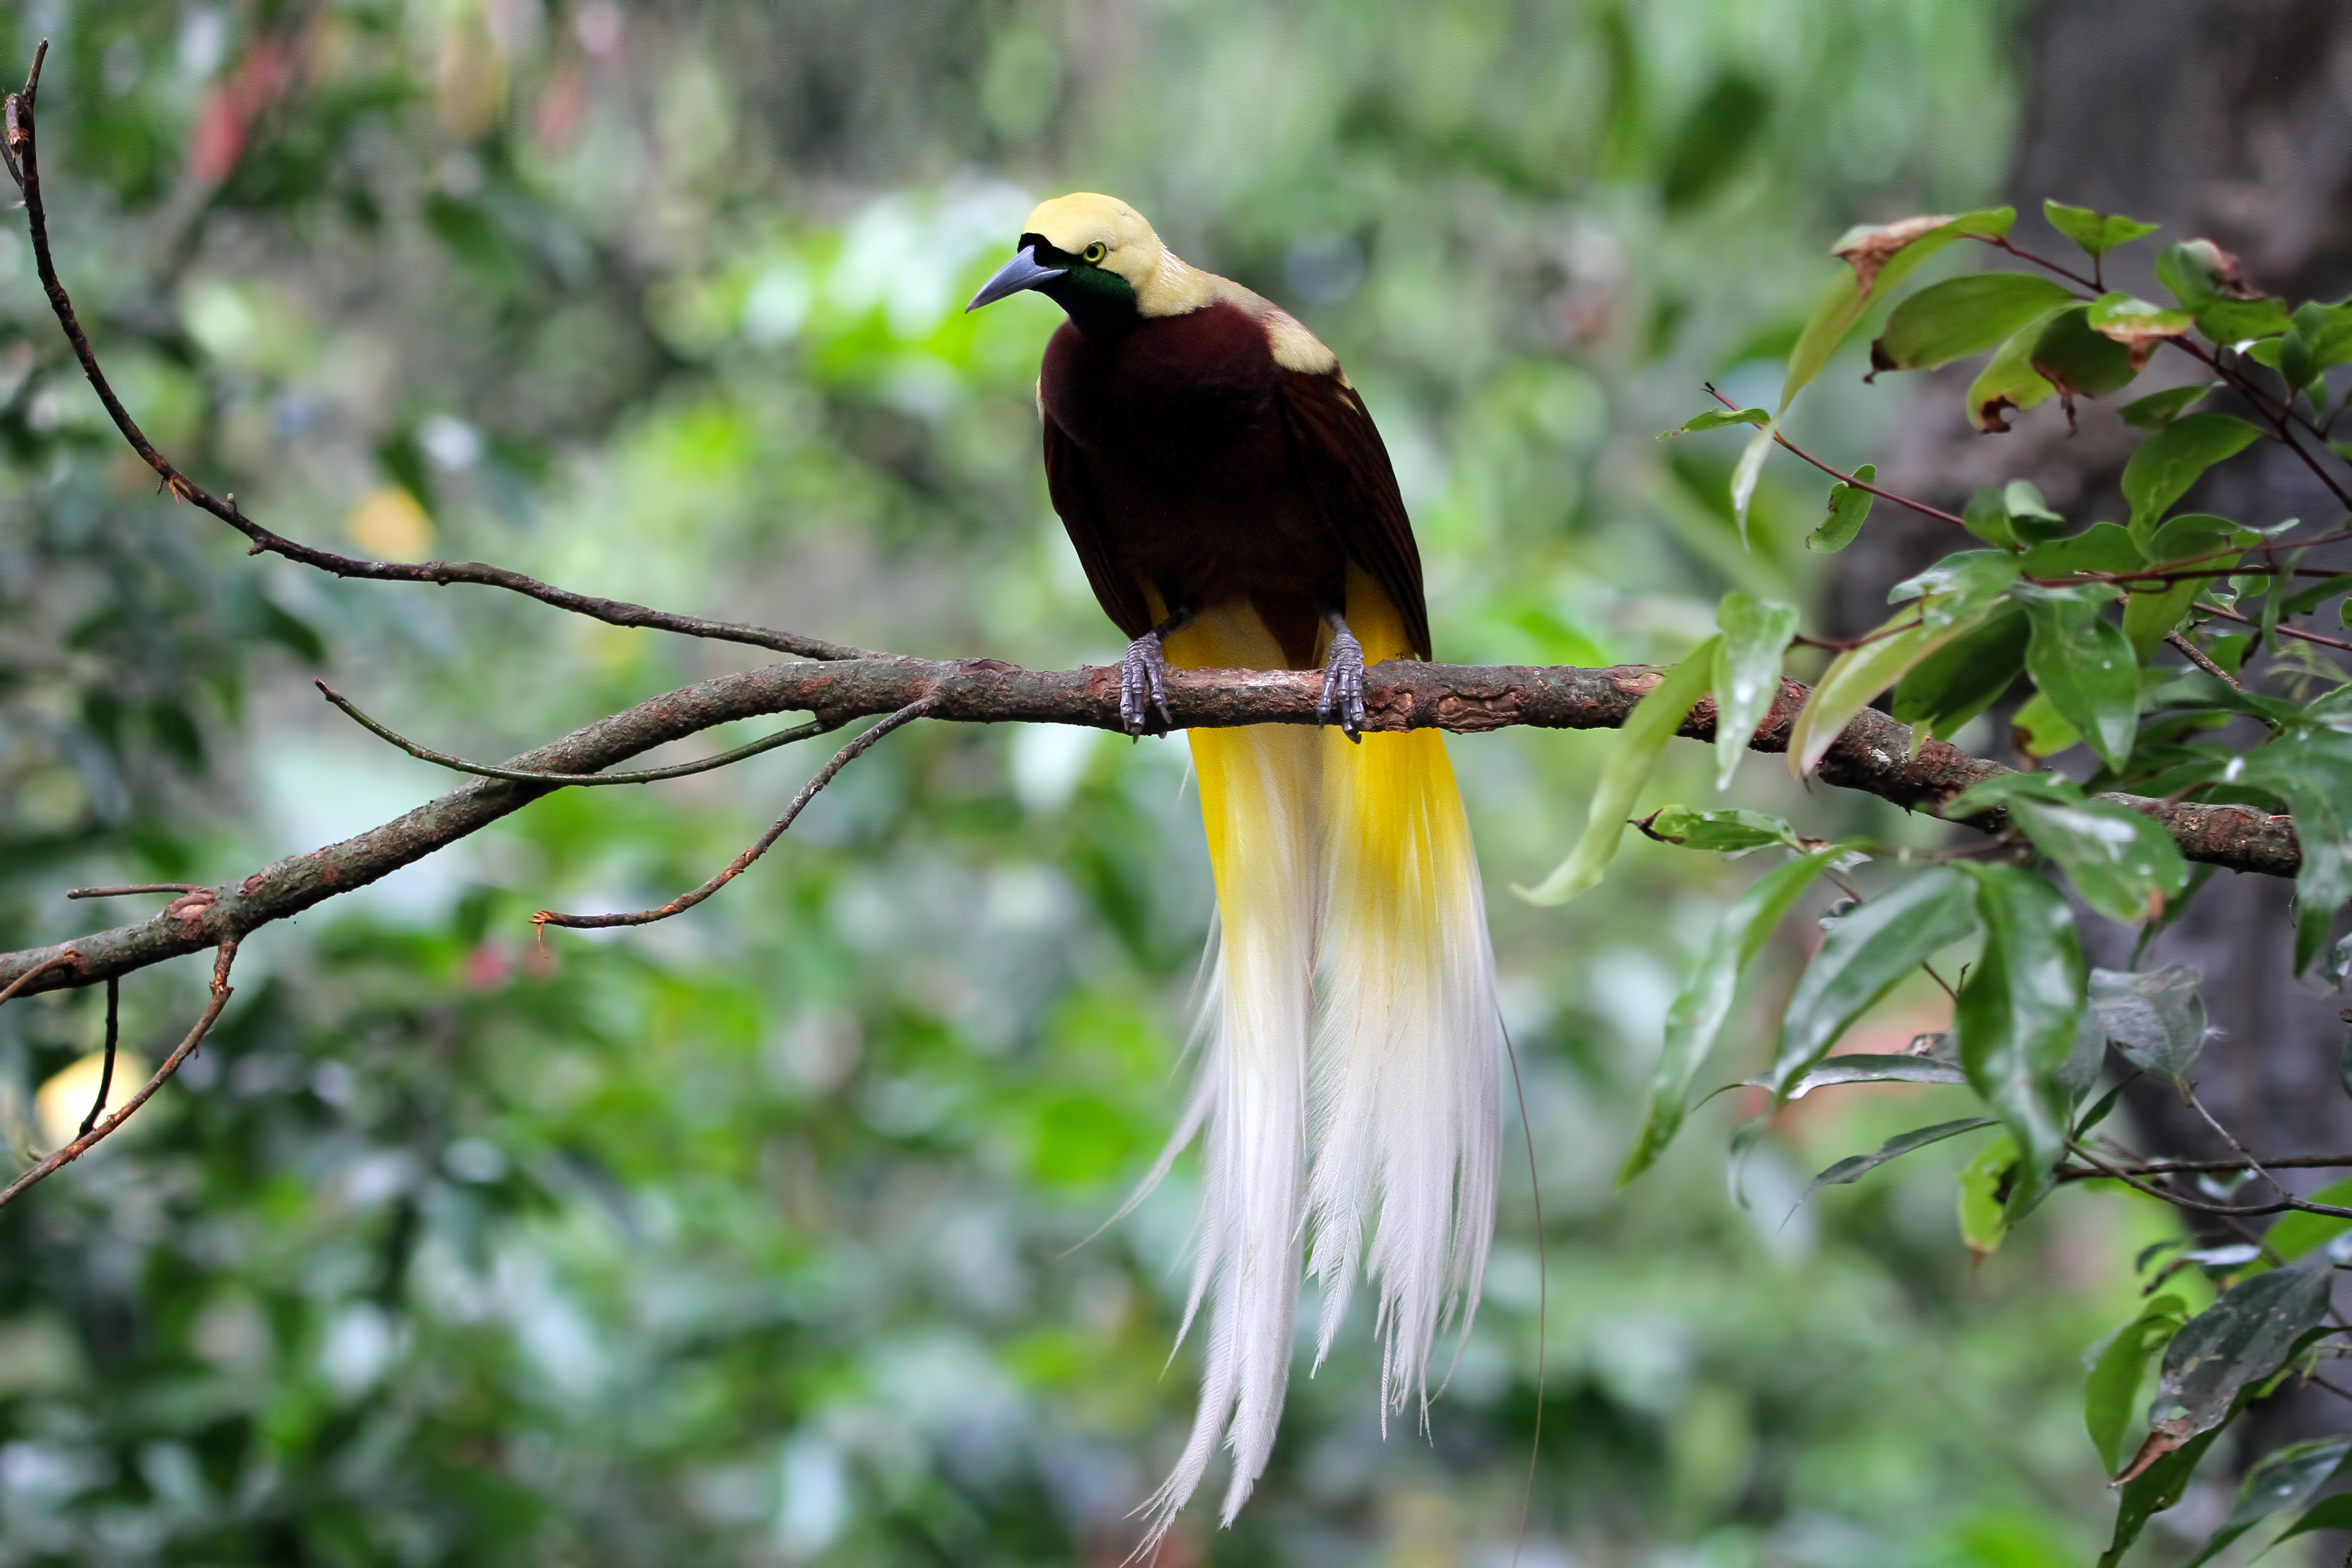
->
969, 194, 1502, 1541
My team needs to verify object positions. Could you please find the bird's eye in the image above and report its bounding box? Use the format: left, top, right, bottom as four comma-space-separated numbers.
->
1082, 242, 1107, 264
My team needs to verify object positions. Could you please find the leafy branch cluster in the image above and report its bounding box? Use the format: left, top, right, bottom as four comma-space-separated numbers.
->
1581, 199, 2352, 1563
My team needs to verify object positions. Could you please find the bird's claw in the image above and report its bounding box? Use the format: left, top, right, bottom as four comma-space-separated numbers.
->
1119, 632, 1173, 735
1318, 627, 1366, 741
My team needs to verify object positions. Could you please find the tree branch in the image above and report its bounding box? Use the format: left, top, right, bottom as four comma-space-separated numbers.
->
0, 654, 2304, 1000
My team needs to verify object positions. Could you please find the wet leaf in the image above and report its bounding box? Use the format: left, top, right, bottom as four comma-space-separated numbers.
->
2276, 1492, 2352, 1548
1661, 406, 1769, 437
1769, 866, 1979, 1093
1967, 305, 2068, 431
2262, 1176, 2352, 1265
1712, 591, 1799, 789
2086, 1295, 2189, 1476
2029, 304, 2141, 408
2022, 590, 2137, 770
1955, 862, 2085, 1217
2009, 689, 2082, 759
2121, 413, 2263, 543
1961, 486, 2017, 548
2084, 965, 2206, 1092
1640, 806, 1801, 853
2280, 300, 2352, 397
2044, 200, 2158, 259
1891, 603, 2028, 742
1784, 206, 2016, 411
2122, 1266, 2332, 1480
2099, 1426, 2225, 1568
1518, 637, 1720, 906
2117, 382, 2217, 430
1617, 848, 1841, 1186
1799, 1117, 1994, 1205
2020, 521, 2143, 577
1787, 596, 2008, 776
1956, 1132, 2017, 1258
2087, 292, 2193, 368
2234, 727, 2352, 970
1890, 549, 2022, 629
2180, 1437, 2352, 1567
1778, 1056, 1972, 1099
2197, 295, 2291, 343
2014, 800, 2189, 925
2122, 512, 2247, 658
1808, 463, 1876, 553
1869, 272, 2078, 374
1730, 420, 1774, 541
2003, 479, 2068, 541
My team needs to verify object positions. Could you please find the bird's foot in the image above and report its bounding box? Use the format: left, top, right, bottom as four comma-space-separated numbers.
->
1318, 623, 1366, 741
1119, 632, 1174, 735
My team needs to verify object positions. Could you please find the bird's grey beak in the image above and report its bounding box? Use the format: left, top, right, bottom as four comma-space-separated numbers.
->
966, 244, 1066, 312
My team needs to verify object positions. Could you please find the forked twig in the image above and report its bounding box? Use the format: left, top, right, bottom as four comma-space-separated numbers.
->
0, 941, 239, 1210
2, 44, 862, 665
316, 681, 846, 786
535, 697, 939, 931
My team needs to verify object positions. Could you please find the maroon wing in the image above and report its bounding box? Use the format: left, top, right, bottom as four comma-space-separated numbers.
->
1041, 407, 1156, 642
1274, 368, 1433, 659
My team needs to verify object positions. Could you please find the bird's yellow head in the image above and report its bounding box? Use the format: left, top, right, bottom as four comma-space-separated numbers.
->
967, 192, 1205, 333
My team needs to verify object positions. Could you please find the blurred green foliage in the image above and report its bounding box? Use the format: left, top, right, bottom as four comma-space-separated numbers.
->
0, 1, 2195, 1563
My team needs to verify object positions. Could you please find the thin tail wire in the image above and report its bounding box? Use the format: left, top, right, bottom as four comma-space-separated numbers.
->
1503, 1017, 1545, 1568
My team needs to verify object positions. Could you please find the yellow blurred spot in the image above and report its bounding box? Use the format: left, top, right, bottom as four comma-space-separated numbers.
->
436, 11, 510, 139
36, 1049, 146, 1151
347, 486, 436, 561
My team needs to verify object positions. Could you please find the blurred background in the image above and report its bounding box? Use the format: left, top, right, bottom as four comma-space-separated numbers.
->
0, 0, 2263, 1563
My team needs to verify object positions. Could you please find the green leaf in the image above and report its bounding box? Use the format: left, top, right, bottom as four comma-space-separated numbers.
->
1799, 1116, 1995, 1205
2122, 513, 2248, 659
2087, 292, 2193, 368
2126, 1266, 2334, 1478
2121, 413, 2264, 541
1729, 420, 1774, 542
2020, 521, 2143, 578
1617, 848, 1839, 1185
2029, 304, 2141, 407
2197, 295, 2291, 343
2044, 200, 2159, 259
1807, 463, 1876, 553
2098, 1425, 2225, 1568
1779, 1054, 1973, 1099
1956, 1132, 2017, 1258
1660, 406, 1770, 437
2276, 1492, 2352, 1548
1942, 769, 2086, 818
2022, 591, 2137, 770
2084, 965, 2206, 1092
1954, 862, 2085, 1217
2180, 1437, 2352, 1567
1768, 866, 1979, 1093
1782, 206, 2017, 412
2086, 1295, 2189, 1476
1868, 272, 2079, 374
2117, 382, 2217, 430
2003, 479, 2068, 542
2013, 800, 2189, 925
1891, 603, 2029, 742
1967, 304, 2068, 431
2010, 689, 2082, 760
2258, 1176, 2352, 1264
1891, 549, 2023, 628
2234, 726, 2352, 970
1639, 806, 1801, 853
1517, 637, 1720, 906
1961, 486, 2016, 548
1788, 597, 2009, 776
2154, 239, 2252, 314
2281, 300, 2352, 397
1712, 592, 1799, 790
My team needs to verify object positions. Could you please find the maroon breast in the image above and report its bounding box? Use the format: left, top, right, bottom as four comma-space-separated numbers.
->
1040, 300, 1346, 665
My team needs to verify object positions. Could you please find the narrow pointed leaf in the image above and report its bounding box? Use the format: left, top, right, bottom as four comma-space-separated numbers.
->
1617, 848, 1841, 1184
1783, 206, 2016, 412
1798, 1117, 1995, 1205
1518, 637, 1720, 906
1660, 406, 1769, 437
1788, 597, 2007, 776
2180, 1437, 2352, 1567
1640, 805, 1801, 853
1729, 420, 1773, 541
1769, 867, 1978, 1093
2276, 1492, 2352, 1548
2122, 412, 2263, 540
2123, 1266, 2333, 1479
1712, 592, 1798, 790
2117, 382, 2218, 429
1869, 272, 2079, 374
1778, 1058, 1972, 1098
2086, 1295, 2188, 1476
2099, 1425, 2225, 1568
1954, 862, 2084, 1217
2044, 200, 2159, 258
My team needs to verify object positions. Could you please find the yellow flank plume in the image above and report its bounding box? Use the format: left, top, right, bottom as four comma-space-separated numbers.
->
1134, 571, 1501, 1542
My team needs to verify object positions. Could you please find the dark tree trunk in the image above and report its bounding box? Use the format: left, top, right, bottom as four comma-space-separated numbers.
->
1831, 0, 2352, 1531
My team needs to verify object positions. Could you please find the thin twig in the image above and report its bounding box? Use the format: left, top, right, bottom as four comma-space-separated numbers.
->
2065, 1141, 2352, 1219
0, 950, 75, 1007
65, 883, 207, 900
2186, 1083, 2291, 1203
2057, 1152, 2352, 1180
0, 941, 236, 1210
74, 976, 117, 1140
2, 54, 862, 665
1704, 384, 1968, 526
2201, 601, 2352, 653
316, 681, 846, 786
535, 697, 938, 930
2166, 632, 2247, 691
